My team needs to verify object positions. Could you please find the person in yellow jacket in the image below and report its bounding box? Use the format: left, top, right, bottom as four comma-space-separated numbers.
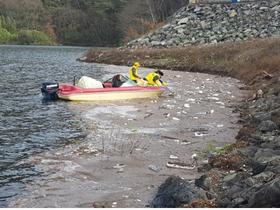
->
129, 62, 146, 85
129, 62, 141, 82
144, 70, 167, 86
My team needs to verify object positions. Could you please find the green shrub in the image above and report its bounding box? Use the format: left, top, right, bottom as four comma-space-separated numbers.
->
17, 30, 55, 45
0, 28, 14, 43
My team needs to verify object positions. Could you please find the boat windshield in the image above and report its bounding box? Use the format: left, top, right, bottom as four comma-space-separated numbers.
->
121, 79, 137, 87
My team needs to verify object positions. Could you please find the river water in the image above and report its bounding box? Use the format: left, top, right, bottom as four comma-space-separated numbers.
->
0, 45, 108, 207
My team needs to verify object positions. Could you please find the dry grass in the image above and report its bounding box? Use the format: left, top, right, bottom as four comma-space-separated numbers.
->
86, 37, 280, 84
208, 154, 247, 170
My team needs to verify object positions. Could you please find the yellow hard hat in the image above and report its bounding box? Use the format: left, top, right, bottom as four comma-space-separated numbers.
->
133, 62, 140, 67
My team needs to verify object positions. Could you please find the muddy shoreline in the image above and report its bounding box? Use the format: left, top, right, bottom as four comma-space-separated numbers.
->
10, 66, 246, 207
82, 40, 280, 207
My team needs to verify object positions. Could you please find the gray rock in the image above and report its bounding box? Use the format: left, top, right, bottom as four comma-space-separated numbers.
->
257, 120, 278, 132
126, 1, 280, 48
248, 178, 280, 207
195, 174, 211, 191
254, 148, 280, 163
271, 108, 280, 127
151, 176, 206, 208
253, 171, 276, 183
252, 112, 272, 124
178, 17, 189, 25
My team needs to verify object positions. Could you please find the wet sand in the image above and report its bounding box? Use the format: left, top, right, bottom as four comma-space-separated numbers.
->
10, 66, 246, 208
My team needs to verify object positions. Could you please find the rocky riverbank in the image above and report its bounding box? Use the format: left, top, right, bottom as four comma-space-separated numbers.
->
126, 0, 280, 48
151, 73, 280, 207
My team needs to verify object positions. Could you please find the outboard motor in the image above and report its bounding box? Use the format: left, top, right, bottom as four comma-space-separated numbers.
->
41, 82, 59, 101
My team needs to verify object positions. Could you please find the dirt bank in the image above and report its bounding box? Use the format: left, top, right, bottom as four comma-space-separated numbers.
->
83, 38, 280, 207
85, 38, 280, 83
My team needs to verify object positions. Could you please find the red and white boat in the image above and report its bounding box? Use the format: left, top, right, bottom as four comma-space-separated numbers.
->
41, 75, 165, 102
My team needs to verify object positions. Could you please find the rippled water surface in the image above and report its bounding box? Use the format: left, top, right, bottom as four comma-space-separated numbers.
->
0, 45, 107, 207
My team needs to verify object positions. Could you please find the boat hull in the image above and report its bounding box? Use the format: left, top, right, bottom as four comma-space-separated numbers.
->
57, 84, 165, 101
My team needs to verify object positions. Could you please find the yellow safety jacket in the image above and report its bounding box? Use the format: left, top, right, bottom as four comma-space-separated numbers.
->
145, 72, 162, 86
129, 66, 140, 81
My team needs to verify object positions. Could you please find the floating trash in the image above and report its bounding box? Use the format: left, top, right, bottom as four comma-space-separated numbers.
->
169, 155, 179, 160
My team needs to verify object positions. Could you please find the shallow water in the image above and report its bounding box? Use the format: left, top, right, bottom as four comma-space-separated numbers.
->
0, 45, 109, 207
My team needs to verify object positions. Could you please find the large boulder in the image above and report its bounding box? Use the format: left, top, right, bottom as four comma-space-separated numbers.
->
150, 176, 206, 207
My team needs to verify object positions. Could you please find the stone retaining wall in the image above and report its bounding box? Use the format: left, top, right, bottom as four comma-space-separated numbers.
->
127, 0, 280, 48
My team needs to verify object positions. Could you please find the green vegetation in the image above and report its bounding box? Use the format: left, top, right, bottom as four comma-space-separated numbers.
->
0, 15, 55, 45
0, 0, 187, 46
17, 30, 54, 45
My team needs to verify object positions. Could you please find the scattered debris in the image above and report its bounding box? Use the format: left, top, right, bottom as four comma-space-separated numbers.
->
113, 164, 126, 170
195, 132, 207, 137
169, 155, 179, 160
148, 165, 161, 172
166, 161, 196, 170
181, 140, 192, 145
184, 103, 190, 108
262, 70, 273, 79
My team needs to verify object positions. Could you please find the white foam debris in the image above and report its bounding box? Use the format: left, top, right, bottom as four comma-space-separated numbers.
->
184, 104, 190, 108
173, 117, 180, 121
194, 132, 206, 137
112, 202, 118, 207
169, 155, 179, 159
181, 141, 191, 145
196, 112, 207, 115
186, 98, 196, 102
113, 164, 126, 169
191, 153, 197, 160
217, 124, 224, 128
216, 101, 225, 106
83, 105, 138, 119
208, 97, 220, 101
210, 110, 215, 114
